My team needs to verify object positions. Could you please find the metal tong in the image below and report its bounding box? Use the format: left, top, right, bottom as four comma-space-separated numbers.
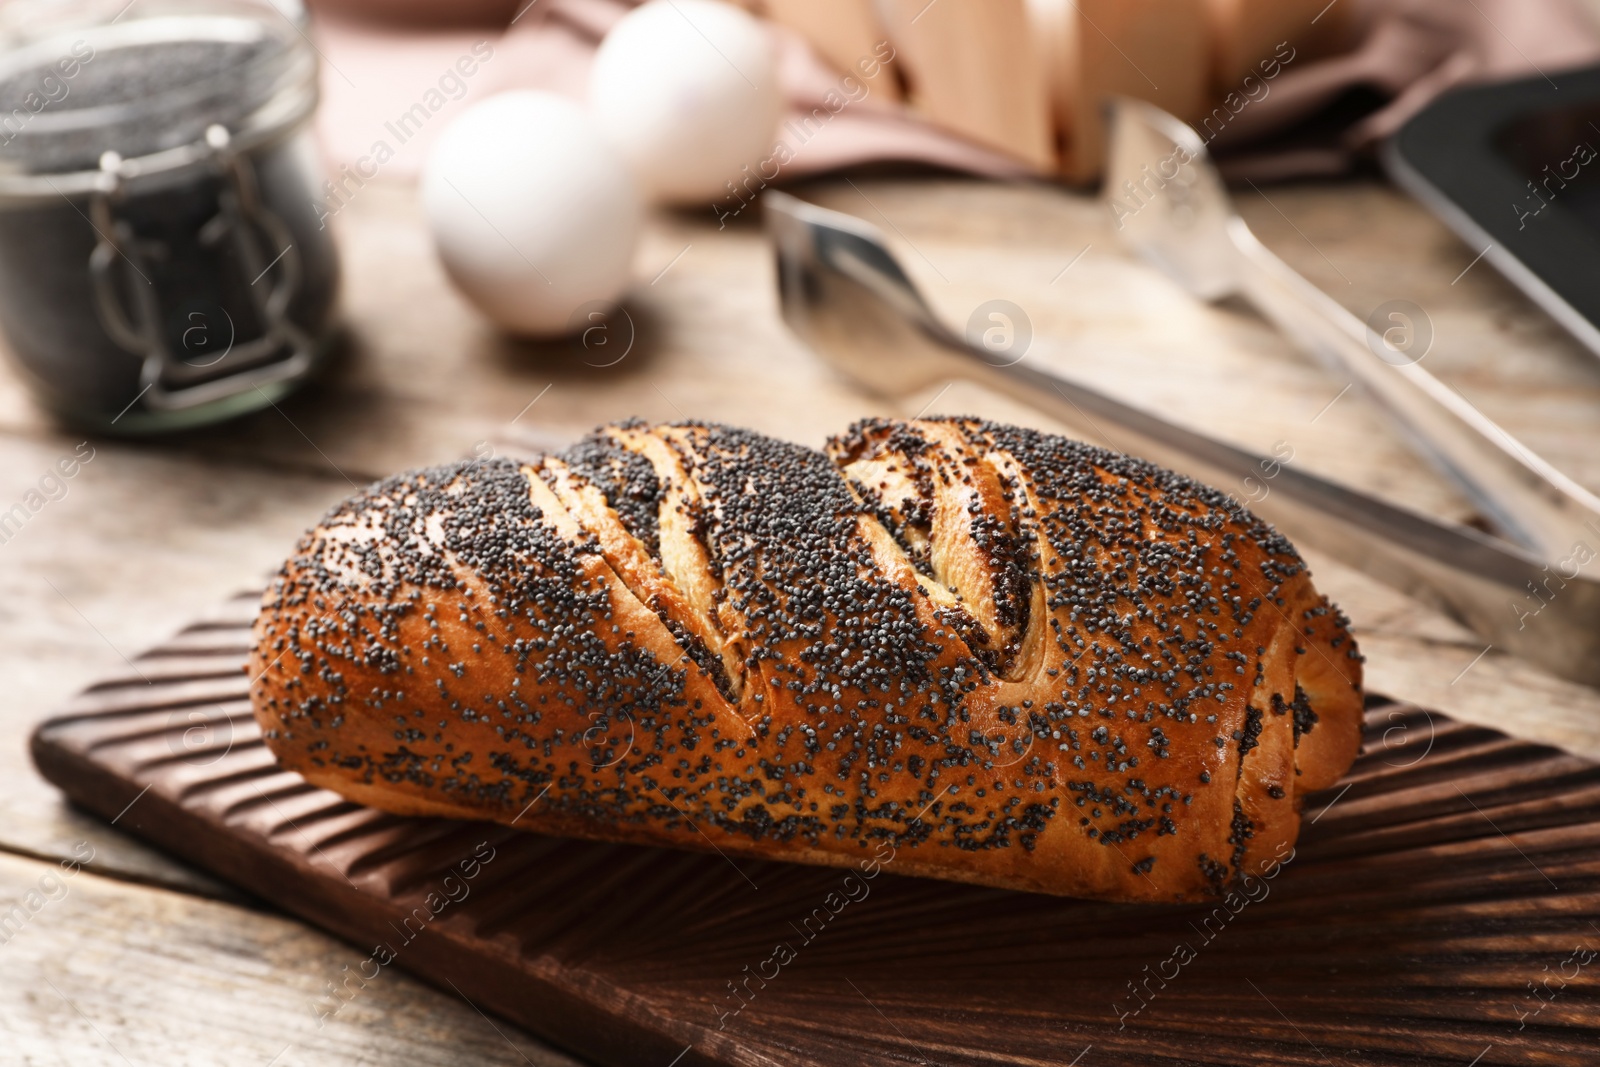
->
764, 124, 1600, 688
1104, 97, 1600, 564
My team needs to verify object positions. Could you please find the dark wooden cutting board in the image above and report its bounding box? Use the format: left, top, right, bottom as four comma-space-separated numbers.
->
29, 591, 1600, 1066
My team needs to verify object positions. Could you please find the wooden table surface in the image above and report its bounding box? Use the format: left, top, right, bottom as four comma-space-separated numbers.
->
4, 171, 1600, 1065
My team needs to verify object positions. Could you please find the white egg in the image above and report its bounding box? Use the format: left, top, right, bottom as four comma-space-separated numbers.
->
589, 0, 783, 205
421, 91, 642, 337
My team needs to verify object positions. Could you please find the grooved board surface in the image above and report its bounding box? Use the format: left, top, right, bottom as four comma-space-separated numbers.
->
29, 592, 1600, 1067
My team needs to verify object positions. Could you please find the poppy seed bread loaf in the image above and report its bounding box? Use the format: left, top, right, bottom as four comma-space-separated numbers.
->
250, 418, 1363, 902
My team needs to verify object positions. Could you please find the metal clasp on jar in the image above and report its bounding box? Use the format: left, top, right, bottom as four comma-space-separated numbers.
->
88, 123, 315, 412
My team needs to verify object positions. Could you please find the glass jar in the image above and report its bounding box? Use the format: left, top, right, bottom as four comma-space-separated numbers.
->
0, 0, 339, 433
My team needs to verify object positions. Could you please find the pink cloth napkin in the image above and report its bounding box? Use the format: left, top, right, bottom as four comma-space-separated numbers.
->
310, 0, 1600, 188
1213, 0, 1600, 180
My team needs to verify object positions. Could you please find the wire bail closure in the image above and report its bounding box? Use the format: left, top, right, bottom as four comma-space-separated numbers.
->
87, 121, 315, 412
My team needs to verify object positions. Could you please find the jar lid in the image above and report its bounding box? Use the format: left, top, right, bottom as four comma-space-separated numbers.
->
0, 0, 316, 190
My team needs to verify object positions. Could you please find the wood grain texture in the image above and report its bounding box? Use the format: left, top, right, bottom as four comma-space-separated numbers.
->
0, 848, 582, 1067
31, 597, 1600, 1066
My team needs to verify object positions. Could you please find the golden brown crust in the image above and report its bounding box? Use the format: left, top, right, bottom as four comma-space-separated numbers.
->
249, 418, 1364, 902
